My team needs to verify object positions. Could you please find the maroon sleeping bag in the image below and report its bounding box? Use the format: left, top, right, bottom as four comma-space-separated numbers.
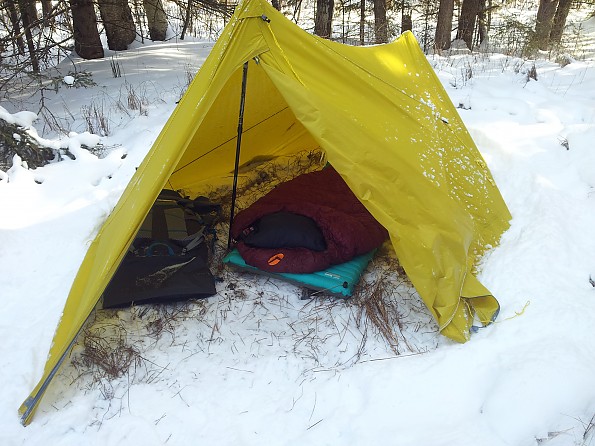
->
231, 166, 388, 273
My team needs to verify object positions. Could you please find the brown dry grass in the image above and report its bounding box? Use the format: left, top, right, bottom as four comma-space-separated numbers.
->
350, 245, 418, 355
71, 316, 142, 383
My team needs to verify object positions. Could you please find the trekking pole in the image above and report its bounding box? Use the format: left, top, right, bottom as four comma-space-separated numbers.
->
228, 61, 249, 250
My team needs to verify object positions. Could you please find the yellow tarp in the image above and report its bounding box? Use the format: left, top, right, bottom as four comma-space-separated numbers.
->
19, 0, 510, 424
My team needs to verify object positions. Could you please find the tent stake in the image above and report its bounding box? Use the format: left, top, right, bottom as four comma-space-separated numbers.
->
228, 61, 249, 249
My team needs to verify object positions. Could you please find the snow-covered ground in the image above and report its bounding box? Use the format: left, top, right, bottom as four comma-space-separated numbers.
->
1, 21, 595, 446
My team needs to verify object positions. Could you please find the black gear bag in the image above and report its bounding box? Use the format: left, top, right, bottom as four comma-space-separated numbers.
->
102, 190, 221, 308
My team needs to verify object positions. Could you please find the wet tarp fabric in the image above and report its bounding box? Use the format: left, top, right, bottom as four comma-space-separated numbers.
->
19, 0, 511, 424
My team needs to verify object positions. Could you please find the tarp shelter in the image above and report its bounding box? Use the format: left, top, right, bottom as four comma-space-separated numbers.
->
19, 0, 511, 424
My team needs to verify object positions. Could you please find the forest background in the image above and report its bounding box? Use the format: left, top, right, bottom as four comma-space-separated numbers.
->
2, 0, 595, 140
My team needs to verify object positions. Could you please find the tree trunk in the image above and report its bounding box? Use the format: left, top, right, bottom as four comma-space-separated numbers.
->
42, 0, 53, 17
373, 0, 387, 43
180, 0, 192, 40
549, 0, 572, 46
456, 0, 481, 49
6, 0, 26, 54
17, 0, 39, 72
314, 0, 334, 39
534, 0, 559, 50
401, 8, 412, 32
98, 0, 136, 51
477, 0, 487, 45
41, 0, 55, 25
360, 0, 365, 45
435, 0, 454, 50
143, 0, 167, 41
70, 0, 104, 59
21, 0, 38, 24
271, 0, 281, 10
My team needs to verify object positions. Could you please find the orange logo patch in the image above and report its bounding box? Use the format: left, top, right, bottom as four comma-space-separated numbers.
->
267, 253, 284, 266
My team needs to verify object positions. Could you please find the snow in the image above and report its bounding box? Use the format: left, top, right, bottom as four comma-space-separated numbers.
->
0, 106, 37, 127
1, 32, 595, 446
